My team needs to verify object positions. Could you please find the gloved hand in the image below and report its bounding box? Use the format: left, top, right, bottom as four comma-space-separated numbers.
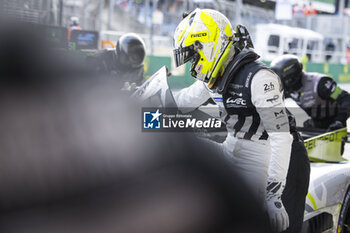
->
121, 82, 138, 92
266, 180, 289, 233
327, 120, 345, 132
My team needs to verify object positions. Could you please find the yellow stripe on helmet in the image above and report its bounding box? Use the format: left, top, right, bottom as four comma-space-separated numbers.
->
208, 40, 233, 88
224, 22, 233, 37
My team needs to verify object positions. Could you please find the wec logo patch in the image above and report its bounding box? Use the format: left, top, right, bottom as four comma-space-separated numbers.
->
226, 97, 246, 105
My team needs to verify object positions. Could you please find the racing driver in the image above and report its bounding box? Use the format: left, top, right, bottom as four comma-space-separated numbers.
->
172, 9, 292, 232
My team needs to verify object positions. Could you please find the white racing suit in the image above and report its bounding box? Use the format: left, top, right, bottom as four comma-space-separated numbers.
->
175, 68, 292, 232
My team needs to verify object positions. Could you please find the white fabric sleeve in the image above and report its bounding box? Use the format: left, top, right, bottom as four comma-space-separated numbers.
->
173, 81, 211, 113
251, 69, 292, 181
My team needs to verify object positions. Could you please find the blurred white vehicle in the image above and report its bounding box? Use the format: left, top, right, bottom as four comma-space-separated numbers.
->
254, 24, 324, 63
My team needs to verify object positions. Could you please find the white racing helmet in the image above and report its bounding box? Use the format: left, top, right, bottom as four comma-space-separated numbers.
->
173, 9, 234, 89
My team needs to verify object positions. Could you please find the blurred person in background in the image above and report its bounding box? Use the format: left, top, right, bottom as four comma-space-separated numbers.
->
302, 3, 317, 16
292, 4, 303, 15
86, 33, 146, 89
271, 54, 350, 132
0, 20, 272, 233
172, 8, 292, 232
68, 16, 82, 41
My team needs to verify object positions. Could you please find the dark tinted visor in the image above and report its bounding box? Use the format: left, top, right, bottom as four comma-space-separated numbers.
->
173, 45, 196, 67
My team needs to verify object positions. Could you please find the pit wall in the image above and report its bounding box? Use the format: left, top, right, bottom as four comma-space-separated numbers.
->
144, 55, 350, 90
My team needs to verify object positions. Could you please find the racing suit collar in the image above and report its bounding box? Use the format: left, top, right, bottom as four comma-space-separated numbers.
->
216, 48, 260, 94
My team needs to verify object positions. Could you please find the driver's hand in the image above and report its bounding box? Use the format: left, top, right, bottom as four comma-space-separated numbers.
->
121, 82, 138, 92
266, 180, 289, 233
130, 82, 137, 91
266, 197, 289, 233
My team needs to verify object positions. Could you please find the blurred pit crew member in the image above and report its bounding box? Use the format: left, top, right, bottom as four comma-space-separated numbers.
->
271, 54, 350, 131
68, 16, 82, 41
86, 33, 146, 87
172, 8, 292, 233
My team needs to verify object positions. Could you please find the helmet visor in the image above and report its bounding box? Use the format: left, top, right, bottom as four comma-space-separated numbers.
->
173, 45, 196, 67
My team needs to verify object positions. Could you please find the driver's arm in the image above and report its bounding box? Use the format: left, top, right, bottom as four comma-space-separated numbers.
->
174, 81, 211, 113
251, 69, 292, 182
251, 69, 292, 232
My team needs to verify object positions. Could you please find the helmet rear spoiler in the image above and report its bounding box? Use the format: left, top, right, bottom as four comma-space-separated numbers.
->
234, 25, 254, 50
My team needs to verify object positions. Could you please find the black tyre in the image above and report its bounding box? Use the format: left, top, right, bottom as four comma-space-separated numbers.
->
338, 186, 350, 233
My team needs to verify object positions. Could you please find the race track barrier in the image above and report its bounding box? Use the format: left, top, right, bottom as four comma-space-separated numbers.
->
145, 56, 350, 90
